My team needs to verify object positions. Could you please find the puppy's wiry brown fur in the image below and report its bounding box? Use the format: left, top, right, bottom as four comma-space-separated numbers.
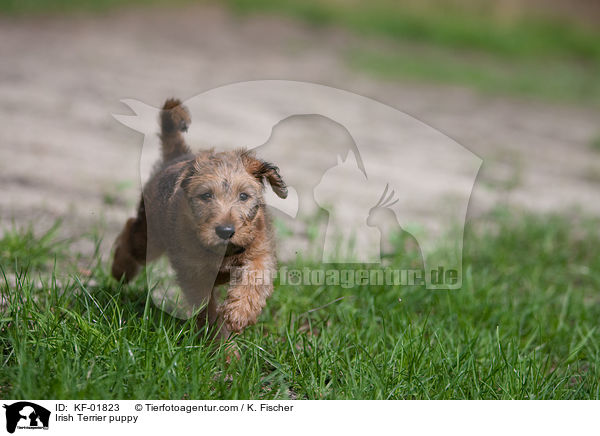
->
112, 98, 287, 338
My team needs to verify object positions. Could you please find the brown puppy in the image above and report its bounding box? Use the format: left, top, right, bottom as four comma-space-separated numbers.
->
111, 98, 287, 338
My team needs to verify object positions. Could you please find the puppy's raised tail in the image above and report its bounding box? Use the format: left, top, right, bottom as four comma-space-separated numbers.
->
160, 98, 192, 162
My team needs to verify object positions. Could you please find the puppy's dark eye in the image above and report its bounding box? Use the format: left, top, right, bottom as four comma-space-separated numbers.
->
239, 192, 249, 201
199, 192, 213, 201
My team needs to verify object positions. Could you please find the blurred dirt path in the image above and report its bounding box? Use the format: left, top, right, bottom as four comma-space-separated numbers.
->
1, 5, 599, 257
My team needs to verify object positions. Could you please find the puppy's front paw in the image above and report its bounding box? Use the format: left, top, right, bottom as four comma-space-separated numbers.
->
219, 300, 257, 334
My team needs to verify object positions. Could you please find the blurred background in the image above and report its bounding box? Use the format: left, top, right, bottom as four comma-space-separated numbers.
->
1, 0, 599, 255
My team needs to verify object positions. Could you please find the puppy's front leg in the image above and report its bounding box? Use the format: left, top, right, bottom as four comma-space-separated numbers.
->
219, 255, 275, 334
196, 287, 233, 341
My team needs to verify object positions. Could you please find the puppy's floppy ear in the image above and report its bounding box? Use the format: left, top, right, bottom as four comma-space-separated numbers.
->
241, 150, 288, 199
175, 162, 196, 194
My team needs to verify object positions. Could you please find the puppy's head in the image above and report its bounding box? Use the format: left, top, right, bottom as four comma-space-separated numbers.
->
177, 149, 287, 253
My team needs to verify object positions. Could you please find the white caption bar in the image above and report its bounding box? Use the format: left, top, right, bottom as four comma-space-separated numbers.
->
1, 400, 596, 435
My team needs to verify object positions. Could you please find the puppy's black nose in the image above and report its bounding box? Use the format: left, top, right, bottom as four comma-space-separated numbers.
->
215, 225, 235, 240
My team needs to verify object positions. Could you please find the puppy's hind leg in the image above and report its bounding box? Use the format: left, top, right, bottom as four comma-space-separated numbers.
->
111, 196, 148, 283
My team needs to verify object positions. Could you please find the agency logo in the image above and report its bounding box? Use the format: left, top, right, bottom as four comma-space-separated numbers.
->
3, 402, 50, 434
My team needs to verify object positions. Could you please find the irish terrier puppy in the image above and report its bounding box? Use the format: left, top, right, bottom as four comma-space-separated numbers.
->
111, 98, 288, 339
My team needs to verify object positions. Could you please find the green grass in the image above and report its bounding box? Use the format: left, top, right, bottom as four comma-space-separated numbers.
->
225, 0, 600, 64
590, 136, 600, 153
224, 0, 600, 104
0, 0, 191, 14
5, 0, 598, 64
347, 48, 600, 105
0, 221, 67, 271
1, 210, 599, 399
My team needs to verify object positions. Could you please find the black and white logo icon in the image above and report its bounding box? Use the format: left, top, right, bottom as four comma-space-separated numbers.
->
3, 402, 50, 434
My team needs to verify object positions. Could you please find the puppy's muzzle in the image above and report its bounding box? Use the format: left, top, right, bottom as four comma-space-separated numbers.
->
215, 225, 235, 240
